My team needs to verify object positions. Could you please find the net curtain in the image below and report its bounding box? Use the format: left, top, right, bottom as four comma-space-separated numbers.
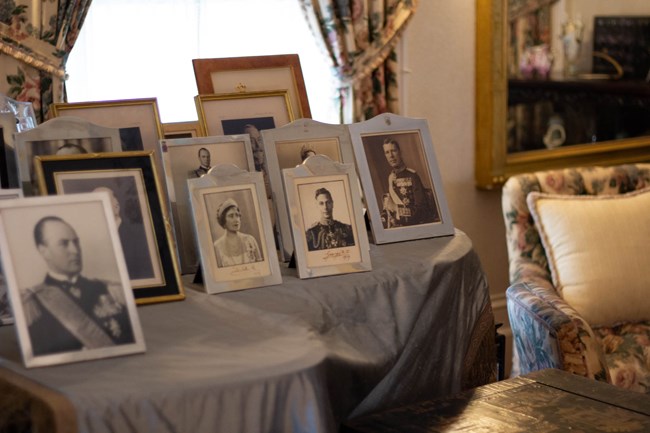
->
299, 0, 418, 123
0, 0, 92, 122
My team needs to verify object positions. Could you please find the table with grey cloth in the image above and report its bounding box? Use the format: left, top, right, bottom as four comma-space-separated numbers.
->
0, 229, 495, 433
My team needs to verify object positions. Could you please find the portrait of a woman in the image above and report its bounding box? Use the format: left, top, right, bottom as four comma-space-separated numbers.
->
213, 198, 263, 267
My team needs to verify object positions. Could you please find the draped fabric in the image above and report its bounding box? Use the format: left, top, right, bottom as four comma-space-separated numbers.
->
0, 0, 92, 122
299, 0, 418, 123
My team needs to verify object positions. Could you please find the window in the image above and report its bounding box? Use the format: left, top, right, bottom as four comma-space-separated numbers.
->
65, 0, 339, 124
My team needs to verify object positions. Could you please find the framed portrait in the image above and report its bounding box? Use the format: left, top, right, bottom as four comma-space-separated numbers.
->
13, 116, 123, 196
0, 192, 146, 368
188, 164, 282, 294
0, 188, 23, 326
49, 98, 166, 179
192, 54, 311, 120
283, 155, 371, 279
33, 151, 185, 305
160, 135, 255, 274
348, 113, 454, 244
162, 121, 203, 140
261, 118, 357, 261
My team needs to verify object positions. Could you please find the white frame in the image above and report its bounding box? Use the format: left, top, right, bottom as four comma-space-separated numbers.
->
348, 113, 455, 244
160, 135, 255, 274
0, 188, 23, 325
188, 164, 282, 294
262, 118, 357, 261
0, 192, 146, 367
283, 155, 371, 279
13, 116, 123, 196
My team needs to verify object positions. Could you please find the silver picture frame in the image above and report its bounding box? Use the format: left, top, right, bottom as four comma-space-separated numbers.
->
160, 135, 255, 274
13, 116, 123, 196
0, 192, 146, 368
0, 188, 23, 326
261, 118, 357, 261
188, 164, 282, 294
283, 155, 371, 279
348, 113, 454, 244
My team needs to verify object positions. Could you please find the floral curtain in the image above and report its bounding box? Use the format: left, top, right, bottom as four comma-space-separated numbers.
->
299, 0, 418, 123
0, 0, 92, 122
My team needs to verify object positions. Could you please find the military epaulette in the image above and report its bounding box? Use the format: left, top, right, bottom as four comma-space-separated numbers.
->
309, 221, 321, 229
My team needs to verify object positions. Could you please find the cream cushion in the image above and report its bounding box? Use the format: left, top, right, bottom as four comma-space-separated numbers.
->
527, 188, 650, 327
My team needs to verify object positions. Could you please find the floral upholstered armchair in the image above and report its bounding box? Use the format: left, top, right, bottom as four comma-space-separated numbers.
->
503, 164, 650, 393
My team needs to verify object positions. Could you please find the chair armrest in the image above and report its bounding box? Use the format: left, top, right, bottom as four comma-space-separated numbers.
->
506, 282, 610, 383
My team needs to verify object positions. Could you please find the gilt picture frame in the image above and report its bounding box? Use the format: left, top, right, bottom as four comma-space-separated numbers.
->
160, 135, 255, 274
188, 164, 282, 294
0, 192, 146, 368
192, 54, 311, 119
261, 118, 356, 261
283, 155, 371, 279
348, 113, 454, 244
34, 151, 185, 305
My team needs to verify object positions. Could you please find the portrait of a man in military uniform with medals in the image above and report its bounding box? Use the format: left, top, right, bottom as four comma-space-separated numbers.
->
304, 187, 355, 251
0, 195, 145, 367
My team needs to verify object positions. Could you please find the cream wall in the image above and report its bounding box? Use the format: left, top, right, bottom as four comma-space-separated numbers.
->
401, 0, 512, 361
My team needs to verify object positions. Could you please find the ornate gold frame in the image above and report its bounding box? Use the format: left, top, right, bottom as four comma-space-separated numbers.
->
475, 0, 650, 190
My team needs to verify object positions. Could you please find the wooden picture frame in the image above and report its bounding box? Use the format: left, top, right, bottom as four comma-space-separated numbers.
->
0, 192, 146, 367
13, 116, 123, 196
192, 54, 311, 119
348, 113, 454, 244
283, 155, 371, 279
188, 164, 282, 294
162, 121, 203, 140
34, 151, 185, 305
160, 135, 255, 274
261, 118, 357, 261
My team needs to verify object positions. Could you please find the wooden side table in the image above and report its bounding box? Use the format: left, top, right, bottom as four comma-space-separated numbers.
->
341, 368, 650, 432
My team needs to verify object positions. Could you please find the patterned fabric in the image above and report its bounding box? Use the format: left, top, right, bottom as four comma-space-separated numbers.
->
0, 0, 93, 122
503, 164, 650, 393
298, 0, 418, 122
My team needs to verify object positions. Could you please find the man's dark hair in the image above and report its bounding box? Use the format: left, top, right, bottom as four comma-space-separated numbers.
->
56, 143, 88, 154
34, 216, 67, 246
382, 138, 401, 151
314, 188, 332, 201
198, 147, 210, 158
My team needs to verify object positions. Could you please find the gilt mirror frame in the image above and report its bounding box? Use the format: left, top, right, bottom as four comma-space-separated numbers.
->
475, 0, 650, 190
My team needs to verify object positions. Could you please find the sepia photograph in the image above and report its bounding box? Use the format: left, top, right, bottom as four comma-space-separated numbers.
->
283, 155, 371, 279
160, 135, 254, 274
188, 164, 282, 294
0, 193, 145, 367
349, 113, 455, 244
34, 151, 185, 305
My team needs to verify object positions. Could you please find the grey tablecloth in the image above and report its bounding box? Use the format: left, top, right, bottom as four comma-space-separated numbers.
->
0, 229, 494, 433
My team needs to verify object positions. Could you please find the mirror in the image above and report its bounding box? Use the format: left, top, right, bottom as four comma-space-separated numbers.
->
475, 0, 650, 189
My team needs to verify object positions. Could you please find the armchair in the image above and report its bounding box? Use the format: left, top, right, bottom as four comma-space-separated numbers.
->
502, 164, 650, 393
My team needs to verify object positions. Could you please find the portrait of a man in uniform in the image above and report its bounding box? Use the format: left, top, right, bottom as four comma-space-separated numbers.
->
191, 147, 211, 178
305, 187, 355, 251
21, 216, 135, 356
381, 137, 437, 228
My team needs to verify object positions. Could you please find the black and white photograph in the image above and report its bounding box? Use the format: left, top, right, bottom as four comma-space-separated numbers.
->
34, 151, 185, 305
188, 164, 282, 294
349, 113, 455, 244
53, 171, 163, 288
160, 135, 254, 274
361, 132, 440, 228
0, 193, 145, 367
0, 188, 23, 325
283, 155, 371, 279
13, 116, 122, 196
